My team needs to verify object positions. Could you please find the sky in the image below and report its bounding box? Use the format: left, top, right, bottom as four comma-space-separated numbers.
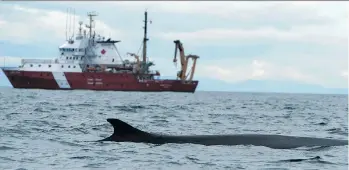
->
0, 1, 348, 92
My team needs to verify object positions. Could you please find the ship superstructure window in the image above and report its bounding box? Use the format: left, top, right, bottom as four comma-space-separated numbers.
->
48, 65, 51, 67
30, 64, 33, 67
70, 57, 72, 59
68, 65, 71, 68
61, 65, 64, 68
66, 57, 68, 60
112, 59, 114, 62
38, 64, 41, 67
61, 48, 80, 52
73, 65, 76, 68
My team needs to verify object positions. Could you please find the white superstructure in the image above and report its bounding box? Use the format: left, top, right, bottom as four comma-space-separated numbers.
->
18, 11, 127, 73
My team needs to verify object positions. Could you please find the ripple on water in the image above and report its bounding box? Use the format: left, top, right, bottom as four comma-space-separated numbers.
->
0, 90, 347, 170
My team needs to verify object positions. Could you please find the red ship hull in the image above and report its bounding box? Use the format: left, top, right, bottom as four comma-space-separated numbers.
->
2, 70, 198, 93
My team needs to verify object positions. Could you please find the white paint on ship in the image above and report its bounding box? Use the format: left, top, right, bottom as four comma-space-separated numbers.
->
21, 60, 83, 73
52, 72, 71, 89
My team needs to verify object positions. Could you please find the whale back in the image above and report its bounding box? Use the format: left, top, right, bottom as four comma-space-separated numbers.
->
99, 118, 348, 149
100, 118, 153, 142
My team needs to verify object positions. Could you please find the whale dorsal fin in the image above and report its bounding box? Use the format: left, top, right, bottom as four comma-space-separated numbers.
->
103, 118, 150, 141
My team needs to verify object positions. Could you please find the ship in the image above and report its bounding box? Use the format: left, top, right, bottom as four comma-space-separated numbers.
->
0, 10, 199, 93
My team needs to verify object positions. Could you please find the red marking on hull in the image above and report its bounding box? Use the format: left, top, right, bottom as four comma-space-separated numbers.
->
2, 70, 198, 92
3, 70, 59, 89
64, 72, 198, 92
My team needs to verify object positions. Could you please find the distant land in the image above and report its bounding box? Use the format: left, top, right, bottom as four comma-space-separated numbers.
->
0, 70, 347, 95
196, 78, 348, 95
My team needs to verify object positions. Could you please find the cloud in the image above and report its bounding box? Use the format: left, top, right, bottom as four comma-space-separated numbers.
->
112, 1, 345, 22
0, 4, 123, 45
197, 56, 348, 88
127, 1, 345, 47
0, 2, 347, 90
341, 71, 348, 79
198, 59, 319, 84
157, 24, 346, 46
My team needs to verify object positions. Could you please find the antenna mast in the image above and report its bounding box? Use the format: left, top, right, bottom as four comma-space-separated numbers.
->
65, 8, 68, 41
142, 10, 149, 63
72, 9, 76, 38
86, 11, 97, 38
68, 8, 72, 39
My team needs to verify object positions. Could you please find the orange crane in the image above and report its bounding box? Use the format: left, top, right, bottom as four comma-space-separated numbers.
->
173, 40, 199, 82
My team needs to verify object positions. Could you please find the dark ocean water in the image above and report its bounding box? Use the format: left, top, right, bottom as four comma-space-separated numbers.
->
0, 88, 348, 170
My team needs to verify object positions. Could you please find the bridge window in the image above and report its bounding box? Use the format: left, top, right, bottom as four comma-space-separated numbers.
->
112, 59, 114, 62
48, 65, 51, 67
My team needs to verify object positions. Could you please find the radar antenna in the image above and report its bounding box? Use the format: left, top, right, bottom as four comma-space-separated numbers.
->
78, 21, 83, 35
86, 11, 97, 39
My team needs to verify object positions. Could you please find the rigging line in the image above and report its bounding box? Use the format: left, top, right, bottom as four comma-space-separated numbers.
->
72, 9, 76, 38
65, 8, 68, 41
136, 40, 143, 56
68, 8, 71, 38
114, 45, 123, 62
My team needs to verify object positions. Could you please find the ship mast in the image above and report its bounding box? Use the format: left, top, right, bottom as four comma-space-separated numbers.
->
86, 12, 97, 38
142, 10, 149, 63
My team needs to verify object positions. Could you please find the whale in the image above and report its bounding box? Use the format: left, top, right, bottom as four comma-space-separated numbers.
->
99, 118, 348, 149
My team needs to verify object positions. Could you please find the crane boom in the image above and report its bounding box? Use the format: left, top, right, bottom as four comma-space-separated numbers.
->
173, 40, 199, 82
